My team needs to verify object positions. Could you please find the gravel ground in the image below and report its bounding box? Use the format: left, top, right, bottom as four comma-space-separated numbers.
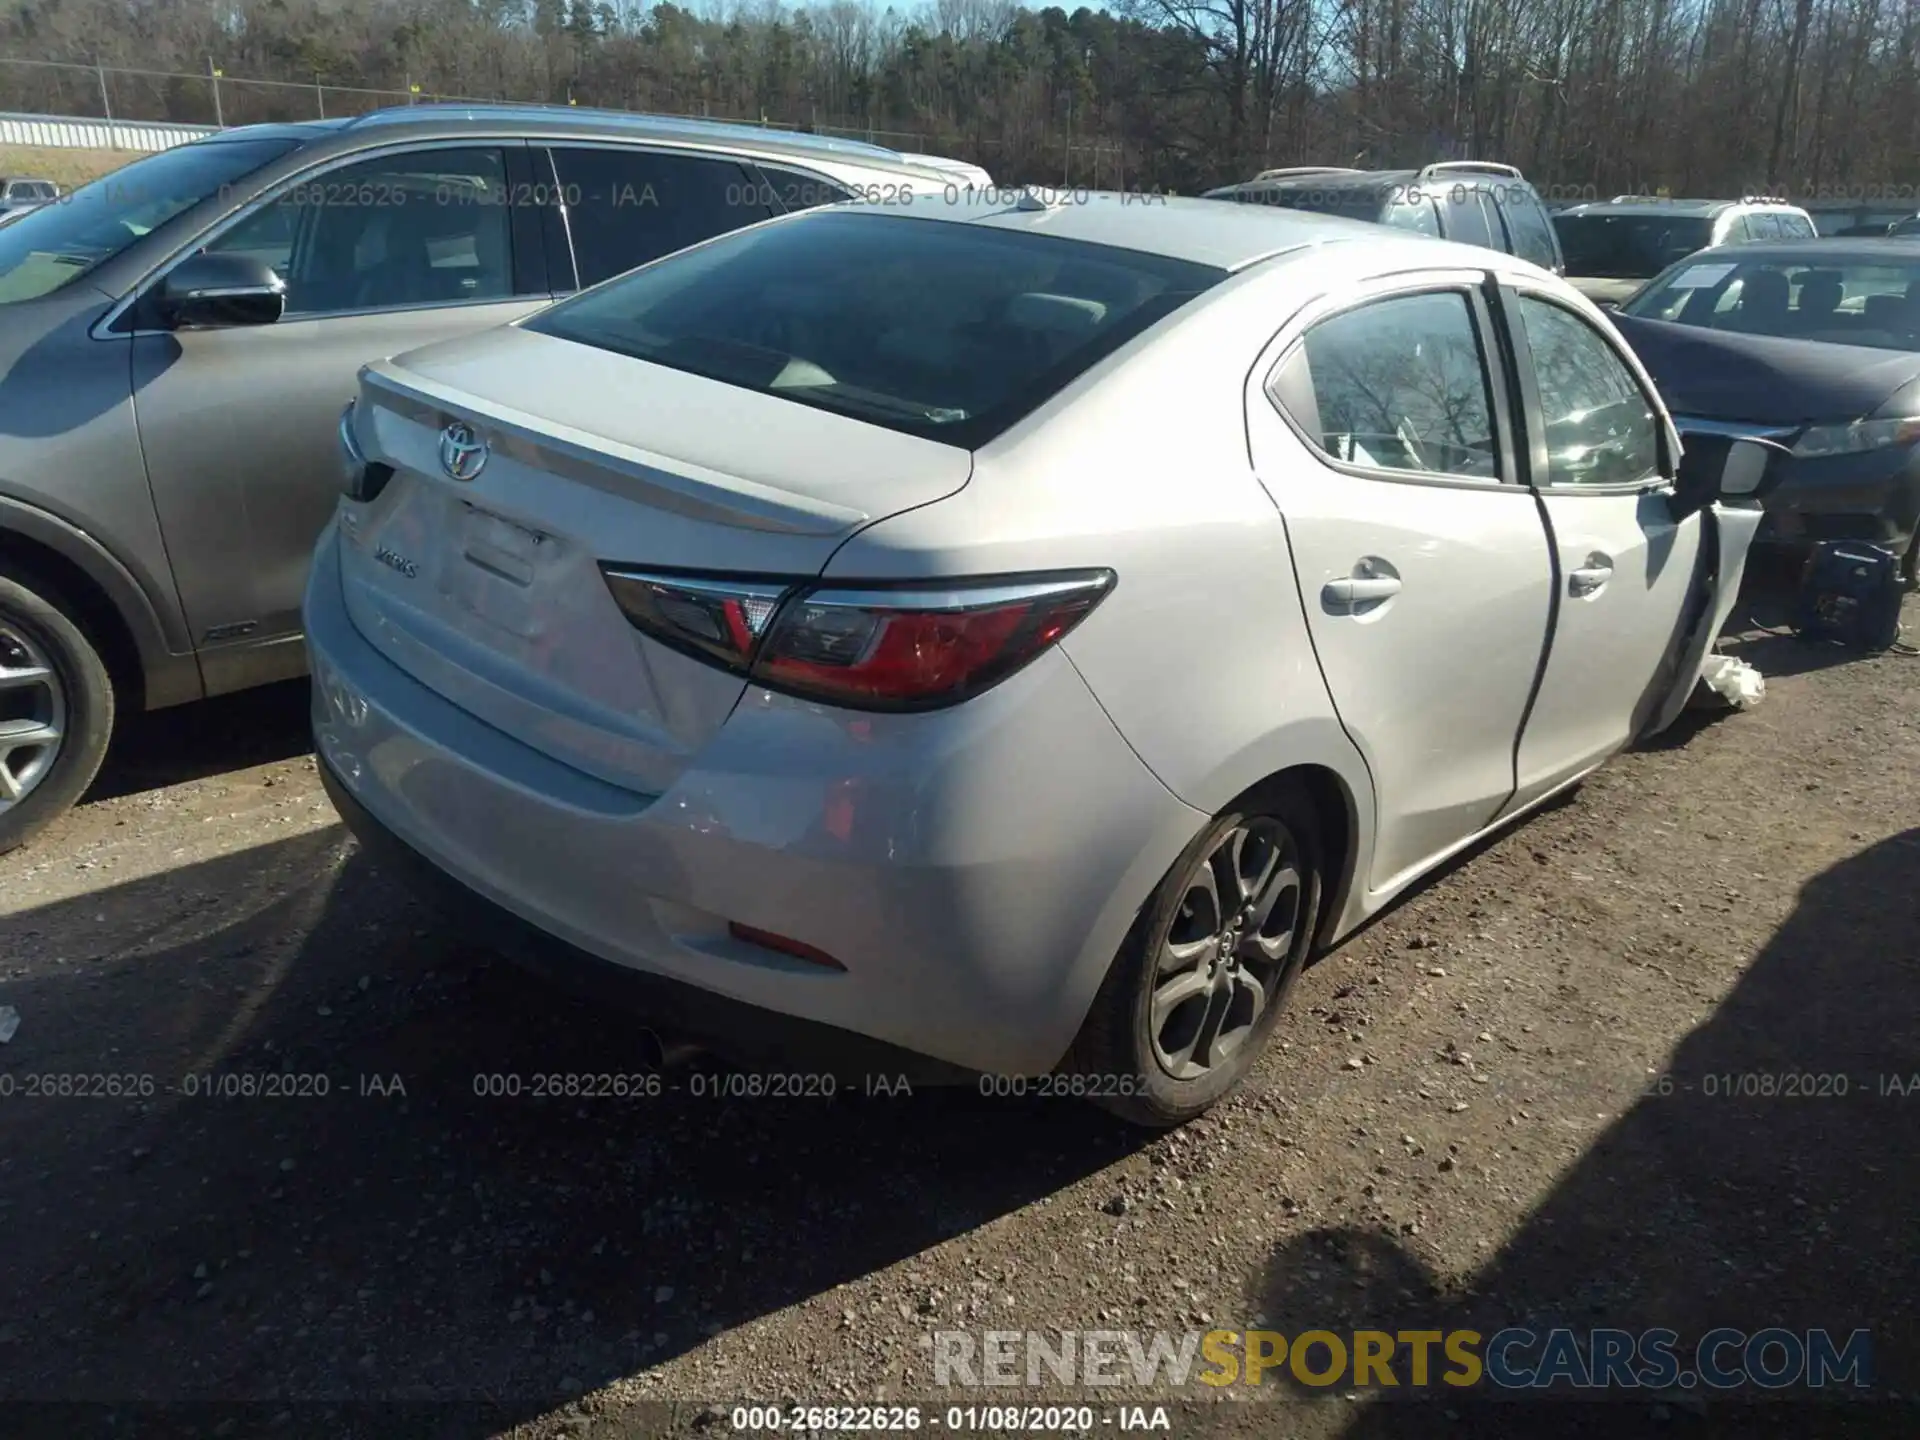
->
2, 585, 1916, 1439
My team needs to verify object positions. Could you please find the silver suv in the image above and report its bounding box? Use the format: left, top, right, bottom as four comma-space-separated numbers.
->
0, 105, 988, 850
1553, 195, 1818, 305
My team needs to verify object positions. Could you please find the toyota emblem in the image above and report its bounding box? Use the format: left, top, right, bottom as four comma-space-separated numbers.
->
438, 421, 489, 482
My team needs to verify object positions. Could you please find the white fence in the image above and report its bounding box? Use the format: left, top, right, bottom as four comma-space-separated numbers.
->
0, 111, 218, 152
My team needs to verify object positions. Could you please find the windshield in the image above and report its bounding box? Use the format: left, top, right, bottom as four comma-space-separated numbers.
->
526, 210, 1228, 449
1623, 255, 1920, 350
0, 138, 298, 305
1553, 214, 1715, 278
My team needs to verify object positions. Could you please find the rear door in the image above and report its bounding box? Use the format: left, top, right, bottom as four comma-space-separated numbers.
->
132, 142, 555, 691
1496, 283, 1701, 813
1247, 274, 1557, 892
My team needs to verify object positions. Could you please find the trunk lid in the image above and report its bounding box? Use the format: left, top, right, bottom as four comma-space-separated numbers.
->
339, 325, 973, 796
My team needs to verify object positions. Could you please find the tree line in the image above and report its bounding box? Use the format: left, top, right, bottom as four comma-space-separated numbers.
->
4, 0, 1918, 200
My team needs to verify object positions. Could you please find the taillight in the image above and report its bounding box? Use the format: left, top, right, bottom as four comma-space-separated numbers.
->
600, 570, 789, 674
601, 567, 1114, 711
338, 401, 393, 504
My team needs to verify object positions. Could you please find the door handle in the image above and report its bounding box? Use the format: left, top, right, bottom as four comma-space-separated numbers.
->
1568, 555, 1614, 597
1324, 576, 1404, 604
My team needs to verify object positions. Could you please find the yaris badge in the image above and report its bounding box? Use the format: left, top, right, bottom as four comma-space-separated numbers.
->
438, 421, 489, 482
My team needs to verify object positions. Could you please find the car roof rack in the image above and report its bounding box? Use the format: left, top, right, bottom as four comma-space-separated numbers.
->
1739, 194, 1793, 206
1252, 166, 1366, 181
1419, 160, 1524, 182
1608, 194, 1674, 203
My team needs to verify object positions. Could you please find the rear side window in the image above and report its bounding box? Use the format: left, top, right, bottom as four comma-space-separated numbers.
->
1274, 290, 1500, 480
1747, 212, 1783, 240
1497, 191, 1560, 269
1778, 212, 1816, 239
1383, 192, 1441, 236
1441, 188, 1497, 249
551, 147, 773, 289
751, 164, 852, 214
528, 209, 1228, 449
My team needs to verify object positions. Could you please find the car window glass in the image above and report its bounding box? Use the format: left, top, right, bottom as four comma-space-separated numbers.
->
1498, 192, 1559, 268
1779, 213, 1816, 239
1441, 187, 1496, 249
1282, 290, 1500, 480
1626, 258, 1920, 348
0, 137, 297, 305
1747, 213, 1783, 240
1383, 192, 1441, 236
751, 164, 853, 214
528, 208, 1227, 450
202, 148, 514, 317
552, 148, 770, 288
1516, 295, 1660, 486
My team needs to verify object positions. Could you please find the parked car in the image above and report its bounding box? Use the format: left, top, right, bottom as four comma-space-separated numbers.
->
1611, 238, 1920, 582
311, 194, 1781, 1125
1200, 162, 1564, 274
1553, 196, 1817, 306
0, 106, 988, 851
0, 177, 59, 220
1804, 201, 1920, 237
1889, 216, 1920, 238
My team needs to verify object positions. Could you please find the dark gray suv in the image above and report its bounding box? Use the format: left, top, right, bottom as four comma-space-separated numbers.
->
0, 105, 988, 850
1201, 162, 1565, 274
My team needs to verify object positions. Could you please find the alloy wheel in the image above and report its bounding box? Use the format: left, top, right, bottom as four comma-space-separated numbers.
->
0, 619, 67, 813
1149, 816, 1303, 1082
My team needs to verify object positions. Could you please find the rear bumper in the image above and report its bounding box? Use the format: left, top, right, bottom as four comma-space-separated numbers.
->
304, 522, 1208, 1077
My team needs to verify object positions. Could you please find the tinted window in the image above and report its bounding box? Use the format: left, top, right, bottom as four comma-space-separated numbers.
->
528, 210, 1227, 449
1282, 290, 1499, 480
0, 138, 296, 304
752, 164, 853, 214
202, 148, 514, 316
1554, 213, 1717, 277
1441, 188, 1496, 249
1383, 193, 1441, 236
1516, 296, 1659, 486
553, 148, 770, 289
1747, 213, 1783, 240
1498, 192, 1559, 269
1625, 256, 1920, 349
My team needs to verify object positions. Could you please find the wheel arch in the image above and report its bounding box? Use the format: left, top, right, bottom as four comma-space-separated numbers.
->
0, 499, 202, 713
1231, 760, 1362, 955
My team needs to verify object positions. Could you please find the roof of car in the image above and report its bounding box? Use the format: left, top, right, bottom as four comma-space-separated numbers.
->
1558, 197, 1812, 219
299, 103, 959, 178
833, 188, 1516, 272
1657, 237, 1920, 267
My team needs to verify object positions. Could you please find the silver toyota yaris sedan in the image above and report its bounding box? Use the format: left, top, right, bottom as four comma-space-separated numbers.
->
309, 191, 1778, 1125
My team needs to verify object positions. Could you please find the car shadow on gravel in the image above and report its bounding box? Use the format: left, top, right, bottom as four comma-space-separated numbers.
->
1247, 828, 1920, 1434
0, 828, 1146, 1424
83, 678, 314, 803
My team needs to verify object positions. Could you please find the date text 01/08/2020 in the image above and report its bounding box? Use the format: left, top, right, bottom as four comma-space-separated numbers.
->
727, 1404, 1173, 1433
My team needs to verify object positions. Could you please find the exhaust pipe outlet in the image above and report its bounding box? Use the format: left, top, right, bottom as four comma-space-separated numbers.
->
638, 1028, 703, 1072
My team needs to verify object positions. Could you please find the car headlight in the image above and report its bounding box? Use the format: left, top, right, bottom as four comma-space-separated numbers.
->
1791, 416, 1920, 458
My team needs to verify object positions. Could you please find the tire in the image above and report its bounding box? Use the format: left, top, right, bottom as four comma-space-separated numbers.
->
0, 566, 115, 855
1066, 781, 1324, 1128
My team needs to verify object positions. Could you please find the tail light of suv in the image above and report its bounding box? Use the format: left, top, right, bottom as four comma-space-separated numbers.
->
601, 568, 1115, 711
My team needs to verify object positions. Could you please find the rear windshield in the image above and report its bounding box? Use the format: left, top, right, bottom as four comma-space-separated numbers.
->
0, 137, 298, 304
1553, 214, 1715, 278
527, 210, 1227, 448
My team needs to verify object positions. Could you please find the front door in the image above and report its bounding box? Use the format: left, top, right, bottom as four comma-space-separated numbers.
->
130, 143, 555, 693
1247, 278, 1558, 892
1499, 286, 1702, 811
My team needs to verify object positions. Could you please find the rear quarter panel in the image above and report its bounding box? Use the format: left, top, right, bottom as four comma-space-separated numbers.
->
822, 258, 1378, 946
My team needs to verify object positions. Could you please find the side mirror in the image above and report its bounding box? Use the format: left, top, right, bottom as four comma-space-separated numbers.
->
157, 253, 286, 330
1672, 432, 1791, 518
